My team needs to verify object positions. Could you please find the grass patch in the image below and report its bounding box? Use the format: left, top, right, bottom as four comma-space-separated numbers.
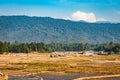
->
16, 62, 67, 67
27, 63, 67, 67
0, 66, 25, 70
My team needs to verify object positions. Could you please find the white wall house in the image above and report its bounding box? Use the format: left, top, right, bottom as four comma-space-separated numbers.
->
84, 51, 94, 56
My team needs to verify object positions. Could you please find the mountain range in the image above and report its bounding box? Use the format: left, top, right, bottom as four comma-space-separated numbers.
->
0, 16, 120, 44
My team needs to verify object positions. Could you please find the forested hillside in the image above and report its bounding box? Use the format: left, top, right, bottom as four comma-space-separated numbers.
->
0, 16, 120, 43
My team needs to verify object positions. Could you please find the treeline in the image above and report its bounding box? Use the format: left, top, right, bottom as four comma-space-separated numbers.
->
94, 42, 120, 53
47, 42, 120, 54
0, 41, 120, 54
0, 41, 50, 54
46, 43, 92, 51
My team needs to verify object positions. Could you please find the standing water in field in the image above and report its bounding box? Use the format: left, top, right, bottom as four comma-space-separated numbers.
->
9, 73, 105, 80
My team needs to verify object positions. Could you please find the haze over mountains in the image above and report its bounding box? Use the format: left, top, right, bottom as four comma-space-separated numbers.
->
0, 16, 120, 44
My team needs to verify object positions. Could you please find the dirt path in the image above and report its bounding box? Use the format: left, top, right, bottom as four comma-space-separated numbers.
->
74, 74, 120, 80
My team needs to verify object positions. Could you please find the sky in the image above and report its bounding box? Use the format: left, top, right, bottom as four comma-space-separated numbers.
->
0, 0, 120, 22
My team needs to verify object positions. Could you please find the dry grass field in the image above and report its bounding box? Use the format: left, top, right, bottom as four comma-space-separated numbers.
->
0, 53, 120, 79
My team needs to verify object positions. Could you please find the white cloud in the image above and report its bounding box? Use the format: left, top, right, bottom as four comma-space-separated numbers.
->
63, 17, 71, 20
65, 11, 97, 22
97, 17, 107, 21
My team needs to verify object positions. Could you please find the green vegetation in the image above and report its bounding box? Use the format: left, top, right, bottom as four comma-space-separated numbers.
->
47, 42, 120, 54
0, 16, 120, 43
0, 41, 50, 54
0, 41, 120, 54
94, 42, 120, 53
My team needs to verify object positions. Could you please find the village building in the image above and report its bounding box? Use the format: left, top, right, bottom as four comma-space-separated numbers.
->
84, 50, 94, 56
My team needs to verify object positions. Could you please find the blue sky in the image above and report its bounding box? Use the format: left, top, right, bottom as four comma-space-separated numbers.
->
0, 0, 120, 22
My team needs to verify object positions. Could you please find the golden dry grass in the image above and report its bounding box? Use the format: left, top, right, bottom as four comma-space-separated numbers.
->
0, 53, 120, 76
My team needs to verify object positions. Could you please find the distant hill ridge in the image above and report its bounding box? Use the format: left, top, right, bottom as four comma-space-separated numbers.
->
0, 16, 120, 43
